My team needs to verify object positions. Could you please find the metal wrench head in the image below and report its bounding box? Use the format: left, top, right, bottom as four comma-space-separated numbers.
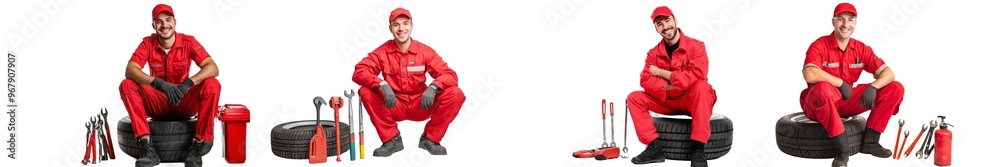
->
90, 117, 96, 126
101, 108, 108, 117
915, 151, 923, 159
904, 131, 909, 137
345, 90, 355, 98
899, 119, 904, 126
85, 122, 91, 131
610, 142, 616, 147
921, 124, 928, 131
929, 120, 938, 128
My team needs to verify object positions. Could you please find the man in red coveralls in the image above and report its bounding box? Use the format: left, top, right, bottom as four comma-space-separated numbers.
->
119, 4, 221, 167
626, 6, 714, 167
353, 7, 466, 157
800, 3, 903, 167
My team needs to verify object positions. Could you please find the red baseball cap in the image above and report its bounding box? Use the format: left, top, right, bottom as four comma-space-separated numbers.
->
152, 4, 174, 20
650, 6, 673, 22
389, 7, 412, 21
833, 3, 857, 17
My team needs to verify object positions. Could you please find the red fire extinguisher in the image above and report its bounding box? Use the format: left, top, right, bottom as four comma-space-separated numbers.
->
934, 115, 953, 166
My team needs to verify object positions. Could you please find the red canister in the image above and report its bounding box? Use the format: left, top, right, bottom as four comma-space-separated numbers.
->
218, 104, 251, 163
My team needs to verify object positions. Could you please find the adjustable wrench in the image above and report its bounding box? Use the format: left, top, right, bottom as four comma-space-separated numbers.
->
904, 124, 927, 158
96, 115, 108, 161
601, 99, 608, 148
622, 102, 630, 158
82, 122, 92, 165
101, 108, 115, 159
917, 120, 937, 159
892, 119, 906, 159
609, 102, 616, 147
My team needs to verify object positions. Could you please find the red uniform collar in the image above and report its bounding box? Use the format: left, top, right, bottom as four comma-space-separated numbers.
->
827, 32, 857, 51
386, 39, 422, 54
652, 29, 689, 57
150, 33, 186, 50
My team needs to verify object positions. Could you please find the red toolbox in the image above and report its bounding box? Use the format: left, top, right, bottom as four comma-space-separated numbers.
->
218, 104, 251, 163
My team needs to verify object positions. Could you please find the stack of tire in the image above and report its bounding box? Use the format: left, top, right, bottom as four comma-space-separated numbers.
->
117, 117, 213, 162
271, 120, 350, 159
651, 114, 733, 160
775, 112, 865, 158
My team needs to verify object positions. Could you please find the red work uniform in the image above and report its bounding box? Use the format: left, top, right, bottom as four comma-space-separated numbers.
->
120, 33, 222, 141
353, 40, 466, 143
627, 29, 717, 145
800, 33, 905, 137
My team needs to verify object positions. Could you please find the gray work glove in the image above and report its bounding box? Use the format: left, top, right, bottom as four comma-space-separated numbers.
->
860, 85, 877, 110
177, 78, 195, 94
379, 82, 397, 108
151, 78, 184, 106
421, 84, 439, 109
837, 82, 853, 100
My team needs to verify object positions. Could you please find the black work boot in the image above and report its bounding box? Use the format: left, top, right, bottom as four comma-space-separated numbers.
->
184, 139, 208, 167
373, 134, 404, 157
831, 134, 851, 167
135, 138, 160, 167
859, 128, 892, 158
418, 134, 448, 155
631, 139, 667, 164
690, 140, 708, 167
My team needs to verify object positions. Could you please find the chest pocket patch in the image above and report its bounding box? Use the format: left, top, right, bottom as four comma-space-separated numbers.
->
823, 62, 840, 68
407, 65, 425, 72
849, 63, 864, 69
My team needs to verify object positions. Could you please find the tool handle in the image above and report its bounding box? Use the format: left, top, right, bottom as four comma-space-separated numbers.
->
91, 130, 97, 163
905, 130, 925, 156
84, 133, 93, 162
350, 136, 357, 161
609, 102, 614, 116
104, 124, 116, 159
360, 132, 365, 159
601, 99, 606, 120
892, 126, 902, 159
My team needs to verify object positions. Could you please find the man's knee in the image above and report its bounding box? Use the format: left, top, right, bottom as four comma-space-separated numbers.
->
627, 91, 646, 101
881, 81, 904, 97
689, 80, 713, 92
199, 77, 221, 94
440, 87, 466, 103
120, 78, 139, 93
809, 81, 840, 101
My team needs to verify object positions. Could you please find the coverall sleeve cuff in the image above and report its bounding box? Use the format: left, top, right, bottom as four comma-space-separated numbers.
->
874, 64, 888, 76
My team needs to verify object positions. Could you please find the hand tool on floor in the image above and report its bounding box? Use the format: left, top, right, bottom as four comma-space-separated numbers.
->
96, 115, 108, 161
330, 96, 345, 162
609, 102, 617, 148
570, 99, 620, 160
345, 90, 356, 161
897, 131, 909, 159
309, 96, 328, 164
893, 119, 904, 159
904, 124, 927, 158
359, 94, 366, 160
601, 99, 609, 148
101, 108, 115, 159
917, 120, 938, 159
622, 102, 630, 159
82, 122, 92, 165
90, 117, 97, 164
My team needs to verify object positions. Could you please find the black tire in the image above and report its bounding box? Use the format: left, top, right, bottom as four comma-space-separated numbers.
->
117, 116, 213, 162
270, 120, 352, 159
775, 112, 865, 158
651, 114, 734, 160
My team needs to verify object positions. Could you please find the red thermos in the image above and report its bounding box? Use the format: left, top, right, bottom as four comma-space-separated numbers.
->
934, 116, 952, 166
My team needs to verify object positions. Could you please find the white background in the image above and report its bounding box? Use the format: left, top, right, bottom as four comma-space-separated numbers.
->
1, 0, 998, 166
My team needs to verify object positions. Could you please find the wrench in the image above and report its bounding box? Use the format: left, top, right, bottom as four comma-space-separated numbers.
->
916, 120, 937, 159
101, 108, 115, 159
97, 115, 109, 161
83, 122, 92, 165
904, 124, 927, 158
609, 102, 616, 147
622, 102, 630, 158
601, 99, 608, 148
359, 93, 366, 159
892, 119, 906, 159
345, 90, 356, 161
896, 131, 909, 159
90, 117, 98, 164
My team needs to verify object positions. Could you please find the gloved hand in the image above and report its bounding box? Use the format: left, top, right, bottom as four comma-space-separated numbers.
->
379, 83, 397, 108
837, 82, 853, 100
151, 78, 184, 106
421, 84, 439, 109
860, 85, 877, 110
177, 78, 195, 94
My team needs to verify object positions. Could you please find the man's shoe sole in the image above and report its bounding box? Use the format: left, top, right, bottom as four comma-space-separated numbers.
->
631, 158, 666, 165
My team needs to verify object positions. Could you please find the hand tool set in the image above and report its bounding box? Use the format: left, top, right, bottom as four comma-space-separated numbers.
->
893, 115, 955, 167
81, 108, 116, 165
571, 99, 621, 160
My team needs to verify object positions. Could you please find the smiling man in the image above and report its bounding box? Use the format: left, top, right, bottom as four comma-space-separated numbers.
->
353, 7, 466, 157
626, 5, 715, 167
119, 4, 221, 167
799, 3, 904, 167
